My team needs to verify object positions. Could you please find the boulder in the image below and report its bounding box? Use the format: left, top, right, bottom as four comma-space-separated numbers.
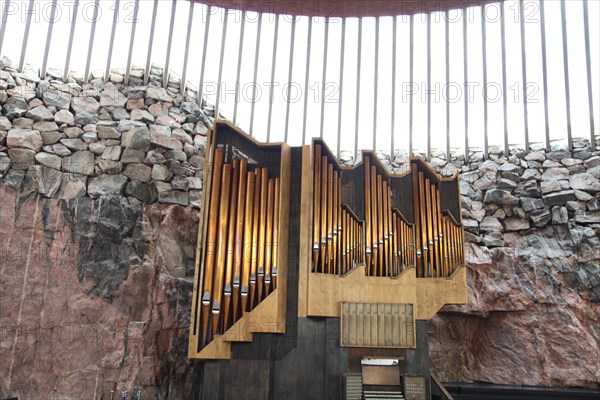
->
569, 173, 600, 193
121, 127, 151, 151
483, 189, 519, 206
42, 88, 72, 109
35, 152, 62, 170
124, 163, 152, 182
7, 128, 43, 151
88, 174, 128, 197
54, 109, 75, 126
542, 190, 577, 207
62, 151, 95, 176
7, 148, 36, 169
25, 105, 54, 121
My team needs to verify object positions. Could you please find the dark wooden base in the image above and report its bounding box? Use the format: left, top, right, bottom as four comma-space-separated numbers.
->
199, 318, 431, 399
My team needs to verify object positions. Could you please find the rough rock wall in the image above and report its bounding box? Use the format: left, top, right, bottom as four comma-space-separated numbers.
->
2, 56, 600, 399
1, 62, 210, 399
421, 143, 600, 389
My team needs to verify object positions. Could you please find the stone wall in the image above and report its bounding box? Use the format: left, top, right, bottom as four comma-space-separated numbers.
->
1, 58, 600, 399
419, 142, 600, 389
1, 62, 211, 399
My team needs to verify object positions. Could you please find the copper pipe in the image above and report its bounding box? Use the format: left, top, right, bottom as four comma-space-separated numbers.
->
250, 169, 261, 310
338, 175, 342, 274
233, 158, 248, 322
272, 178, 280, 289
241, 170, 255, 315
326, 163, 334, 273
423, 176, 431, 277
370, 165, 379, 276
410, 164, 421, 277
212, 163, 232, 338
435, 185, 443, 277
264, 178, 275, 295
387, 184, 393, 274
313, 145, 321, 271
320, 156, 328, 273
444, 217, 450, 276
384, 179, 389, 276
341, 209, 346, 273
223, 159, 240, 331
363, 156, 372, 275
427, 177, 434, 278
258, 168, 268, 301
417, 172, 429, 278
201, 147, 223, 345
332, 170, 339, 275
392, 213, 398, 276
432, 184, 441, 277
382, 180, 390, 276
377, 174, 384, 276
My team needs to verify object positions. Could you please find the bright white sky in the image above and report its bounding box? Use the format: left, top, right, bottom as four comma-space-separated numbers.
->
1, 0, 598, 156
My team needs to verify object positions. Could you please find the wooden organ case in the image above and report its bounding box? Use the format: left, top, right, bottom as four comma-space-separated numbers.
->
298, 139, 467, 349
189, 121, 290, 358
189, 121, 467, 399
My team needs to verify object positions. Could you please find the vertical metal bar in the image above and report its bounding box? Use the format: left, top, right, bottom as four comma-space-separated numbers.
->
391, 16, 397, 163
409, 15, 414, 157
163, 0, 178, 88
560, 0, 572, 151
336, 18, 346, 159
285, 16, 298, 142
501, 3, 509, 156
319, 17, 330, 139
144, 0, 159, 85
445, 11, 450, 161
124, 0, 140, 85
302, 17, 313, 145
64, 0, 80, 82
519, 0, 529, 151
249, 13, 263, 136
233, 11, 247, 124
40, 0, 58, 79
105, 0, 120, 83
373, 17, 380, 151
481, 7, 489, 159
84, 0, 100, 83
215, 9, 229, 121
354, 18, 363, 162
180, 1, 195, 96
198, 5, 213, 106
426, 14, 431, 161
18, 0, 35, 72
463, 11, 469, 161
583, 0, 596, 151
0, 0, 12, 57
540, 0, 550, 152
267, 14, 280, 141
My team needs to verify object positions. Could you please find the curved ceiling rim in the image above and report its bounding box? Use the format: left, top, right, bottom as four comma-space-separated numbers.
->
190, 0, 506, 18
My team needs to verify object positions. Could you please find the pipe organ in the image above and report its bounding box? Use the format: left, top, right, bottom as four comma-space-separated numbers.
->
189, 122, 466, 360
199, 150, 282, 346
312, 144, 364, 275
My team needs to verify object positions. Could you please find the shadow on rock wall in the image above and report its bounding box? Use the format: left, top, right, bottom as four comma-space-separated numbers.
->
0, 185, 203, 399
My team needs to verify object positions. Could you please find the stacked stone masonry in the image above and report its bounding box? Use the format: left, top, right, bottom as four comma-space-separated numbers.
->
1, 58, 599, 398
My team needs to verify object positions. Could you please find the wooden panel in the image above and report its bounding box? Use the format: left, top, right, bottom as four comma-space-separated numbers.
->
325, 318, 346, 400
222, 359, 270, 400
362, 365, 401, 386
341, 303, 415, 348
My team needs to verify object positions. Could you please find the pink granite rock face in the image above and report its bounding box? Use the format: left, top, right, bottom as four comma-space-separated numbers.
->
429, 229, 600, 389
0, 184, 201, 399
